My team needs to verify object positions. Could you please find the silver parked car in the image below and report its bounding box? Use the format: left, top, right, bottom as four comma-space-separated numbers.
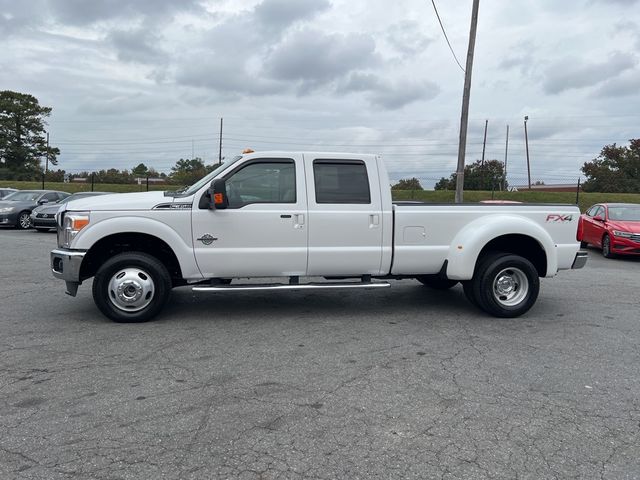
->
30, 192, 112, 231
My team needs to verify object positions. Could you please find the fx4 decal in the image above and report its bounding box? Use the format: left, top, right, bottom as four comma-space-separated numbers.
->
546, 214, 573, 222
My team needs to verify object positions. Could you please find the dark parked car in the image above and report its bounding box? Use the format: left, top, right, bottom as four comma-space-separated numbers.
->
0, 188, 18, 199
0, 190, 70, 229
30, 192, 111, 231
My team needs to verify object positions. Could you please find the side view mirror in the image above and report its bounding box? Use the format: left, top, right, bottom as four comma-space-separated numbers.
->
209, 178, 228, 210
593, 215, 604, 222
38, 199, 49, 205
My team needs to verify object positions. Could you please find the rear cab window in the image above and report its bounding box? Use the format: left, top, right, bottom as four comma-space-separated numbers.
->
312, 160, 371, 204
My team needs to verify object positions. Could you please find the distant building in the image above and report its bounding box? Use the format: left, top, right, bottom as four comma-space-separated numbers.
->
135, 177, 165, 184
512, 183, 582, 193
72, 177, 88, 183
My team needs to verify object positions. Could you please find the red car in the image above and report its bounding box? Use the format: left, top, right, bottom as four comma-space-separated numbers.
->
577, 203, 640, 258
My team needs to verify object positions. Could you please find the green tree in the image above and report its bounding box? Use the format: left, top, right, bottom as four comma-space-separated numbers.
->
131, 163, 149, 176
392, 177, 423, 190
581, 139, 640, 193
170, 158, 213, 185
0, 91, 59, 179
434, 159, 507, 191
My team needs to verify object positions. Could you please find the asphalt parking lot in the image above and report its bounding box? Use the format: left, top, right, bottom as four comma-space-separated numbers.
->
1, 228, 639, 480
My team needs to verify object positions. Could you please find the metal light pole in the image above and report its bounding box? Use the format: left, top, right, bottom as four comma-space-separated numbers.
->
45, 132, 50, 174
524, 116, 531, 190
454, 0, 480, 203
218, 118, 223, 165
503, 124, 509, 191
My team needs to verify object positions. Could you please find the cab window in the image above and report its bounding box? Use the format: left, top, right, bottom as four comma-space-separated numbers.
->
224, 160, 296, 208
313, 160, 371, 204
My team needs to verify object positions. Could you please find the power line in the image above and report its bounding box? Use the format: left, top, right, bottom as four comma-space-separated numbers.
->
429, 0, 466, 73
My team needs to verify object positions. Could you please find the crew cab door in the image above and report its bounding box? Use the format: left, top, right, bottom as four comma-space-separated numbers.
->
303, 154, 384, 276
191, 155, 308, 278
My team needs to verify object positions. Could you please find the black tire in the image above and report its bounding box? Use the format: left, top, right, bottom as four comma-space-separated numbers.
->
92, 252, 171, 323
471, 253, 540, 318
602, 234, 613, 258
16, 211, 31, 230
416, 275, 459, 290
580, 241, 588, 248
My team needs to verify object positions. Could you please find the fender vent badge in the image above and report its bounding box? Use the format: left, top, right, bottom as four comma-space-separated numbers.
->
197, 234, 218, 245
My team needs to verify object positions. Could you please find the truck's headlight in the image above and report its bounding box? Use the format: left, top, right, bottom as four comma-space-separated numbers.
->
61, 212, 90, 247
613, 230, 632, 238
0, 206, 15, 213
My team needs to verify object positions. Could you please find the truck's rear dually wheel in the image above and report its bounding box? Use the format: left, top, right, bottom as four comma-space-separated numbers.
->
470, 252, 539, 318
92, 252, 171, 323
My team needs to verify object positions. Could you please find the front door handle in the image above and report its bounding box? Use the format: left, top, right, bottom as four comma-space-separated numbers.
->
294, 213, 305, 229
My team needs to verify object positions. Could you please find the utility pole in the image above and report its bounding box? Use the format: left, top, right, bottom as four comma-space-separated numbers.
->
218, 117, 223, 165
524, 115, 531, 189
455, 0, 480, 203
481, 119, 488, 189
503, 124, 509, 191
191, 139, 194, 159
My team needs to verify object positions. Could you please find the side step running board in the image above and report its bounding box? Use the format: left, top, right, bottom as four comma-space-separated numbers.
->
193, 281, 390, 293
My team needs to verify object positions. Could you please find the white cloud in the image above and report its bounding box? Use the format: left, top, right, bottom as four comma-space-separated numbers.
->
542, 52, 637, 94
1, 0, 639, 187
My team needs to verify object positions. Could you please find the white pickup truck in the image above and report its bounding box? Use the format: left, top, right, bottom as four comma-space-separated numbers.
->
51, 151, 587, 323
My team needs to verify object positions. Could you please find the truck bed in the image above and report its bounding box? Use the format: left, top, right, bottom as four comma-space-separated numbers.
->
391, 202, 581, 278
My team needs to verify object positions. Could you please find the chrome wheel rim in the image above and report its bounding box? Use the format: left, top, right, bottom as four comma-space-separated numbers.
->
107, 267, 155, 312
19, 213, 30, 229
492, 267, 528, 307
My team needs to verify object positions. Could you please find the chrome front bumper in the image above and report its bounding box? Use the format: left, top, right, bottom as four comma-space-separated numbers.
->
51, 248, 87, 296
571, 251, 588, 269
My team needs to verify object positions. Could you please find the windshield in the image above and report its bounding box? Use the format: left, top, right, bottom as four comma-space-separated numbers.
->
4, 191, 41, 202
608, 206, 640, 221
176, 155, 243, 196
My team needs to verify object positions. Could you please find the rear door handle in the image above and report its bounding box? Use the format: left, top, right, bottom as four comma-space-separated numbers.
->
369, 214, 380, 228
294, 213, 305, 229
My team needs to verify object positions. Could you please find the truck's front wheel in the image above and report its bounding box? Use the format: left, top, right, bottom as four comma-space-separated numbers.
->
471, 253, 539, 318
92, 252, 171, 323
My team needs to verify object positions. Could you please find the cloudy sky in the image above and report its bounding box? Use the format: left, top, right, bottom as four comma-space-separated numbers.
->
2, 0, 639, 187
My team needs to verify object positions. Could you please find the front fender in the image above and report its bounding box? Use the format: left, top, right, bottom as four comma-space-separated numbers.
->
71, 215, 202, 280
446, 215, 557, 280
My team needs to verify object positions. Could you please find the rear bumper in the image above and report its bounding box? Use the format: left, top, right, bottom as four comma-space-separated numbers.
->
51, 248, 87, 296
571, 251, 588, 269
